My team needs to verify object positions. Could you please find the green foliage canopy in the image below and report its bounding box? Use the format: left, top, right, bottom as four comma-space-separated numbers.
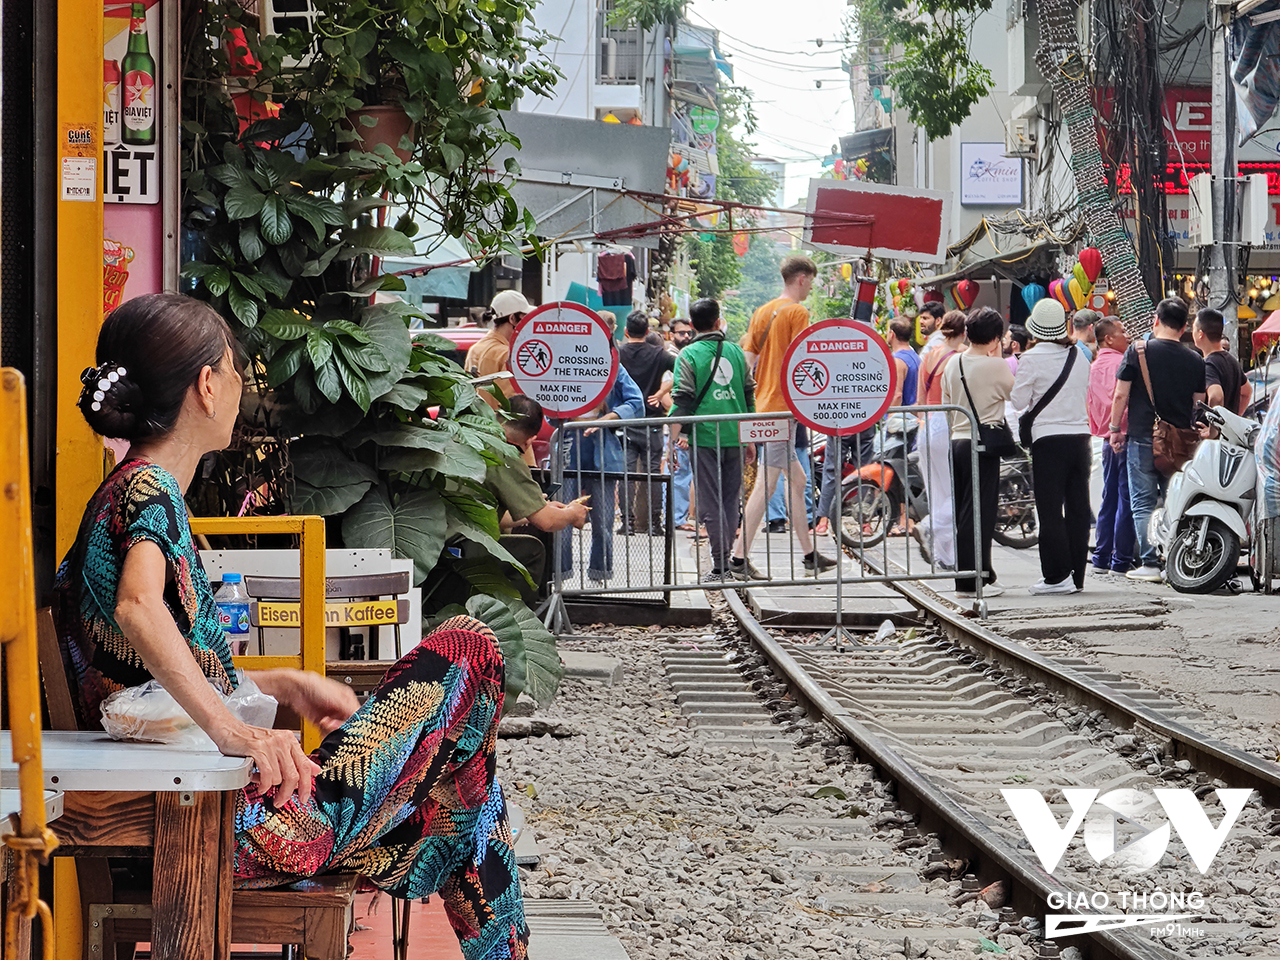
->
852, 0, 994, 140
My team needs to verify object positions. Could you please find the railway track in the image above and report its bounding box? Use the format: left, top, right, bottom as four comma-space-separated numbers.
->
697, 577, 1280, 960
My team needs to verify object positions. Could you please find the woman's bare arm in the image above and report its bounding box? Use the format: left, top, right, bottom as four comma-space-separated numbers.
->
115, 541, 320, 807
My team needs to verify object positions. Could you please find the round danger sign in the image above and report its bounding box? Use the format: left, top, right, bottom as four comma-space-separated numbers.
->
508, 302, 618, 419
780, 319, 896, 436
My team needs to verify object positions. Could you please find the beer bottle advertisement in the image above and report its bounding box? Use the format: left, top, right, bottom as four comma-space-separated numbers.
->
122, 2, 155, 144
103, 0, 160, 204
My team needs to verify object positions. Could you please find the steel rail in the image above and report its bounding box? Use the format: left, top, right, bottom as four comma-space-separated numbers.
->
859, 555, 1280, 807
722, 587, 1171, 960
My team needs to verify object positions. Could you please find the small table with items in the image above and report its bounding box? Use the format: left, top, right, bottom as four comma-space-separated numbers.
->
1, 730, 253, 960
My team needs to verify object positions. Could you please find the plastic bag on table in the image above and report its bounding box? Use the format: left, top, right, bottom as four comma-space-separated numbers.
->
99, 670, 278, 749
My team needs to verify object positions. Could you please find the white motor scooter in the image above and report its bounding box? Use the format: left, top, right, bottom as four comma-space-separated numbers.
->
1151, 404, 1260, 594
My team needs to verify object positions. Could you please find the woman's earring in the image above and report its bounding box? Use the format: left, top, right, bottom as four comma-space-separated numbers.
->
207, 410, 217, 419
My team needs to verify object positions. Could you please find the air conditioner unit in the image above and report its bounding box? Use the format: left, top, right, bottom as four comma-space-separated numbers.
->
261, 0, 320, 67
1187, 172, 1214, 247
1004, 118, 1037, 159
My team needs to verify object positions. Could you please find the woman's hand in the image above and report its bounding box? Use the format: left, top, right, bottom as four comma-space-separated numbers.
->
291, 672, 361, 735
213, 721, 320, 809
254, 669, 360, 736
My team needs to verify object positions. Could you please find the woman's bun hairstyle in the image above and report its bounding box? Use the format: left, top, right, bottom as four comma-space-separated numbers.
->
80, 293, 236, 441
78, 363, 149, 439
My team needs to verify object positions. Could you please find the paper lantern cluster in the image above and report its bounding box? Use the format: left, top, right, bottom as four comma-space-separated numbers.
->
888, 277, 919, 318
1022, 247, 1104, 314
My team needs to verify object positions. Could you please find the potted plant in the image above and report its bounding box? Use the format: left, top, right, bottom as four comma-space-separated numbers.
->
177, 0, 565, 709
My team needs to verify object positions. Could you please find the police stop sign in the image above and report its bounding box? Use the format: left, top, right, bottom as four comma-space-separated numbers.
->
780, 319, 896, 436
508, 302, 618, 419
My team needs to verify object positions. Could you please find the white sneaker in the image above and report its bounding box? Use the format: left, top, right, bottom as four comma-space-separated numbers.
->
955, 582, 1005, 599
1125, 565, 1163, 583
1029, 577, 1077, 595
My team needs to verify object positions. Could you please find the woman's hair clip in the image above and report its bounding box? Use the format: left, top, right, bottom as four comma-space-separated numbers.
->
80, 362, 128, 411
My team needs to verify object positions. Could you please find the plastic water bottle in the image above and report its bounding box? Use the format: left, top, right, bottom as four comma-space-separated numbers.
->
214, 573, 250, 656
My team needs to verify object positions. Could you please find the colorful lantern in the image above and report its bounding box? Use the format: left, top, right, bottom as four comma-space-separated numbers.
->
1068, 276, 1092, 311
1050, 278, 1070, 310
954, 279, 979, 310
1021, 283, 1046, 313
1078, 247, 1103, 283
732, 233, 749, 257
1073, 262, 1090, 289
897, 278, 910, 295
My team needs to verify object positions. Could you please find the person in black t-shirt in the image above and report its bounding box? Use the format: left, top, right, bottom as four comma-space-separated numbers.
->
1108, 299, 1206, 581
618, 310, 676, 534
1192, 308, 1252, 415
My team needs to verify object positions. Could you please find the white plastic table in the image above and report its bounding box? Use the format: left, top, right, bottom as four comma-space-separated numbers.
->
0, 730, 253, 792
0, 788, 63, 836
1, 731, 253, 960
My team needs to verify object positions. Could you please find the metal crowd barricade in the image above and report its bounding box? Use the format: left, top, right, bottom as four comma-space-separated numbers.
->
539, 405, 989, 637
0, 369, 57, 959
188, 516, 327, 753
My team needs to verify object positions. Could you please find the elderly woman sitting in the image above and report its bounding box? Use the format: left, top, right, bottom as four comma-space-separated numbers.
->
54, 293, 526, 960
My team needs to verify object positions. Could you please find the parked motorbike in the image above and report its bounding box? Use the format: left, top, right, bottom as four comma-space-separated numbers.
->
1152, 404, 1259, 594
993, 453, 1039, 549
814, 416, 927, 549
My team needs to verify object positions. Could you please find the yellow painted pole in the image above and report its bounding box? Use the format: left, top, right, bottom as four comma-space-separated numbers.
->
55, 0, 105, 559
188, 516, 327, 751
1, 370, 59, 957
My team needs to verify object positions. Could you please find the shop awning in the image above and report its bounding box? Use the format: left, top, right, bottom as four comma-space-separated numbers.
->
839, 128, 893, 161
920, 239, 1059, 287
1253, 309, 1280, 353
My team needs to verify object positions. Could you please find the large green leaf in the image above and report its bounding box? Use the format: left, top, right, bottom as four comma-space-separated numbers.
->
260, 309, 312, 340
306, 331, 334, 369
336, 337, 393, 373
441, 488, 502, 540
224, 183, 266, 220
227, 282, 261, 327
464, 595, 563, 709
285, 193, 345, 237
239, 224, 266, 262
367, 421, 450, 451
356, 306, 414, 400
377, 380, 432, 411
335, 352, 371, 412
313, 357, 342, 403
260, 194, 294, 244
465, 595, 526, 700
289, 478, 374, 517
290, 437, 378, 489
266, 339, 305, 386
341, 225, 416, 258
508, 599, 563, 708
342, 485, 447, 584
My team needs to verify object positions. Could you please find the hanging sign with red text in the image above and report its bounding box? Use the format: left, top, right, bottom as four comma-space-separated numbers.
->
508, 302, 618, 419
780, 319, 896, 436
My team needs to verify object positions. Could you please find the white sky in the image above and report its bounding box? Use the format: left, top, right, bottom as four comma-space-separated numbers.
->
687, 0, 855, 207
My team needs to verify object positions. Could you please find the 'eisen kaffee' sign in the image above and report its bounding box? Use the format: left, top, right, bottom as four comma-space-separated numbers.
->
251, 600, 407, 628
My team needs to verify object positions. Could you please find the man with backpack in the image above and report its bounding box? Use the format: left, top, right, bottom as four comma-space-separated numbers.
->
1108, 299, 1206, 582
668, 299, 755, 581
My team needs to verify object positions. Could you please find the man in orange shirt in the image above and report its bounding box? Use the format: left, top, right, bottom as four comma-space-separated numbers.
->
729, 254, 836, 580
466, 290, 532, 397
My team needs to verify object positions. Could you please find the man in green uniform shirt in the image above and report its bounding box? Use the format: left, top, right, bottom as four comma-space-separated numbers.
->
485, 396, 589, 600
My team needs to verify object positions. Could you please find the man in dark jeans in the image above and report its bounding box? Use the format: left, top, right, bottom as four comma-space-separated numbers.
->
669, 298, 755, 580
1108, 299, 1206, 582
618, 310, 675, 534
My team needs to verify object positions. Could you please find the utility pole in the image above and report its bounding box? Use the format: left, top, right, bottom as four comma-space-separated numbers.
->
1210, 4, 1240, 356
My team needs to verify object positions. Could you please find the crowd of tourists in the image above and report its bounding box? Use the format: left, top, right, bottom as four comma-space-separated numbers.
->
465, 256, 1253, 601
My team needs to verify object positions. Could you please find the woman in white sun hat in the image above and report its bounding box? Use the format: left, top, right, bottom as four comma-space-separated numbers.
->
1011, 297, 1093, 596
